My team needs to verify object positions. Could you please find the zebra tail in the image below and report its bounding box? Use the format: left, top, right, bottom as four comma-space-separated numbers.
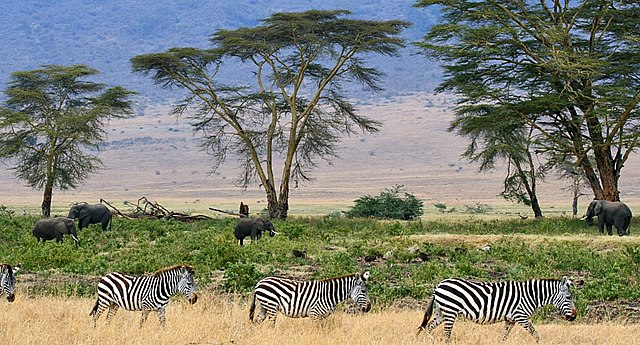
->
248, 292, 257, 322
416, 296, 435, 336
89, 298, 99, 316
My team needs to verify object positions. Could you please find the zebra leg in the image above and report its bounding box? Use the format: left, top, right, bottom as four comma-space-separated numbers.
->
253, 303, 268, 325
104, 303, 120, 324
517, 319, 540, 343
441, 315, 457, 342
139, 310, 151, 328
91, 301, 108, 327
155, 308, 167, 327
502, 320, 516, 341
264, 303, 278, 326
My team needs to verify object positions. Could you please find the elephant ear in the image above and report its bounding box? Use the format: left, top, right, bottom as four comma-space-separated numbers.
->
79, 205, 91, 219
594, 201, 603, 215
253, 218, 265, 230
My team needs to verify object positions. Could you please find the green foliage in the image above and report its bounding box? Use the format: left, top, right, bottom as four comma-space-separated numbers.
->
2, 214, 639, 316
345, 185, 424, 220
222, 262, 262, 293
416, 1, 640, 202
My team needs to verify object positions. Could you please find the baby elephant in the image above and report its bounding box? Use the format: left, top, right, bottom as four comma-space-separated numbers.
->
234, 218, 276, 246
32, 217, 79, 246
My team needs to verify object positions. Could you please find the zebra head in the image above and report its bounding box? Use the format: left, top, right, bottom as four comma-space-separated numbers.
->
177, 266, 198, 305
552, 277, 577, 321
349, 271, 371, 313
1, 264, 19, 302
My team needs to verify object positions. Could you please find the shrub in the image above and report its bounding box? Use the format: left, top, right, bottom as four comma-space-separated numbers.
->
223, 262, 262, 293
344, 185, 423, 220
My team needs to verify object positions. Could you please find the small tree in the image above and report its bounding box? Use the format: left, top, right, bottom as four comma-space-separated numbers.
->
345, 185, 423, 220
131, 10, 410, 219
0, 64, 135, 216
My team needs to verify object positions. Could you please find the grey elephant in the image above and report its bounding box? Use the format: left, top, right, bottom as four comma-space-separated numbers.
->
68, 203, 112, 231
32, 217, 79, 246
234, 218, 276, 246
582, 200, 632, 236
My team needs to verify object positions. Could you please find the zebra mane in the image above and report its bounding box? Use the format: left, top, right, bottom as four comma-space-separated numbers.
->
153, 264, 195, 277
319, 273, 359, 282
0, 264, 12, 280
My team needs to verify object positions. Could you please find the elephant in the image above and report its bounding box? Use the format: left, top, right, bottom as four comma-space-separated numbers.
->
582, 200, 632, 236
32, 217, 79, 246
68, 203, 112, 231
234, 218, 276, 246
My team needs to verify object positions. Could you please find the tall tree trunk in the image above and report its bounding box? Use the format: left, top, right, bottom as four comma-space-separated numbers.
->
41, 180, 53, 217
593, 145, 618, 201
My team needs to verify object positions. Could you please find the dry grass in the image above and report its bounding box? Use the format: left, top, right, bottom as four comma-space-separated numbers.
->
0, 294, 637, 345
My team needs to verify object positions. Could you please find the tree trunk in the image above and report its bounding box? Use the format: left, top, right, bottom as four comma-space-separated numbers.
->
41, 180, 53, 217
530, 194, 543, 218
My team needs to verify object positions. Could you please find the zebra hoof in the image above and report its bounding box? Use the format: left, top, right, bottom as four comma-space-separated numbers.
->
6, 293, 15, 302
189, 293, 198, 304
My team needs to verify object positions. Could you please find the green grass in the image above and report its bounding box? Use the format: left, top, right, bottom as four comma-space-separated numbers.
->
1, 214, 639, 319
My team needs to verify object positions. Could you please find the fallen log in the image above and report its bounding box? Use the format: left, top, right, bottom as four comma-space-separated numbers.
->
100, 197, 214, 222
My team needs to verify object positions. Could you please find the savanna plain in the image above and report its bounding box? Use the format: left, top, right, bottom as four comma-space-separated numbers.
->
1, 96, 640, 344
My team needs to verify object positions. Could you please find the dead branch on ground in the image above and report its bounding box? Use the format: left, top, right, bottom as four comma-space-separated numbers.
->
101, 197, 214, 222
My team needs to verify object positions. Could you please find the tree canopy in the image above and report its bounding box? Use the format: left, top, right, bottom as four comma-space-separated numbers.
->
415, 0, 640, 205
0, 64, 135, 216
132, 10, 410, 219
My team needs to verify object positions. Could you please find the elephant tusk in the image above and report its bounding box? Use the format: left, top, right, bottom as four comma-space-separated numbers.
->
580, 215, 588, 221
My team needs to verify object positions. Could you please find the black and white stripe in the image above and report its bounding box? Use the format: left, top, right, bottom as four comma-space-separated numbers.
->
416, 277, 577, 342
249, 271, 371, 324
0, 264, 19, 302
90, 264, 198, 327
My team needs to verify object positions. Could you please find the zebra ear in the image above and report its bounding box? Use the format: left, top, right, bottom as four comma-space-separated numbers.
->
362, 271, 370, 282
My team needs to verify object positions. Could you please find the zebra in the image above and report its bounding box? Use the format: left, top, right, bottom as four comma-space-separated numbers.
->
90, 264, 198, 327
249, 271, 371, 324
416, 277, 577, 342
0, 264, 20, 302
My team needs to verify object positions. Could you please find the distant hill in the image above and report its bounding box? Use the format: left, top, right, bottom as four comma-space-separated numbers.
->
0, 0, 443, 105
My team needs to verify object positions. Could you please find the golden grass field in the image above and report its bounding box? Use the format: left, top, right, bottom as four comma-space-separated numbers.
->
0, 294, 638, 345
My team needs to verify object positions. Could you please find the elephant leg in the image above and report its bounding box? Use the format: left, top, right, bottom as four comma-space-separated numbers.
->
239, 238, 244, 246
606, 223, 613, 235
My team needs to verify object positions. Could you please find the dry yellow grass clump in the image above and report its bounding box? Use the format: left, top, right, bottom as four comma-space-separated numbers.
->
0, 294, 637, 345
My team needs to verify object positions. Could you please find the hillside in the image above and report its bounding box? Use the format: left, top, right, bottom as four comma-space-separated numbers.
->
3, 95, 640, 217
0, 0, 441, 102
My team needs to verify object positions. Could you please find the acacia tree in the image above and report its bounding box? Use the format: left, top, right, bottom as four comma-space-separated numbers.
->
131, 10, 410, 219
415, 1, 640, 203
451, 109, 548, 217
0, 64, 135, 216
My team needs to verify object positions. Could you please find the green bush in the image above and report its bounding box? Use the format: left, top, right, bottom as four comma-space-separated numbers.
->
223, 262, 262, 293
344, 185, 423, 220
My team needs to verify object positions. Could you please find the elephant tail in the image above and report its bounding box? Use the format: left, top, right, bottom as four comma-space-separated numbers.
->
416, 296, 435, 337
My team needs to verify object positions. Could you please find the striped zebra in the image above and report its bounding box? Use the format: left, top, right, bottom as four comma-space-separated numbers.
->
416, 277, 577, 342
0, 264, 20, 302
249, 271, 371, 324
90, 264, 198, 327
